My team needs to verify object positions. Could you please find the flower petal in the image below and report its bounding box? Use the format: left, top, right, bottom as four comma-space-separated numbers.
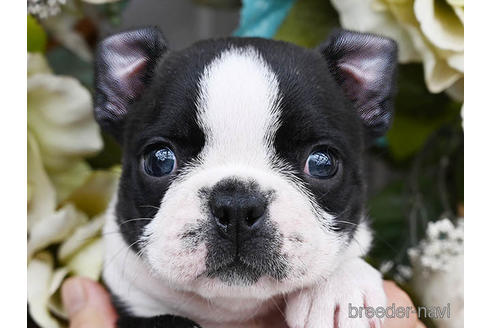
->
47, 267, 70, 320
27, 252, 61, 328
414, 0, 464, 52
446, 77, 464, 102
331, 0, 420, 62
58, 214, 105, 262
444, 51, 464, 72
50, 160, 92, 204
27, 73, 102, 172
446, 0, 464, 7
452, 5, 464, 24
66, 238, 104, 280
28, 203, 88, 259
64, 168, 120, 217
405, 25, 461, 93
27, 53, 52, 77
27, 132, 57, 231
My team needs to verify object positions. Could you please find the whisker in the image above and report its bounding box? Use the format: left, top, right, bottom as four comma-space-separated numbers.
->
139, 204, 161, 210
103, 239, 142, 274
119, 217, 152, 225
332, 220, 359, 227
271, 287, 287, 323
128, 240, 150, 295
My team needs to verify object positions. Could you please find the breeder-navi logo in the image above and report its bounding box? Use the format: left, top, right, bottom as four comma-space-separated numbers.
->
348, 303, 451, 320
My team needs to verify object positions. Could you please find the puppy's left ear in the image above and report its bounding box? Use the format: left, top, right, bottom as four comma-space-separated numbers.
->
318, 29, 398, 138
94, 27, 168, 142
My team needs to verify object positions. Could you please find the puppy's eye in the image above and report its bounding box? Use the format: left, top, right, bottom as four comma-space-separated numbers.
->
143, 146, 176, 177
304, 150, 338, 179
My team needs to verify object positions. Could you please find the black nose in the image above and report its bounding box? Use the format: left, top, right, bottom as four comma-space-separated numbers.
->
209, 179, 267, 236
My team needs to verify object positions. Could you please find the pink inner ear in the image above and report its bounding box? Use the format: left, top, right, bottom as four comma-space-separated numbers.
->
337, 62, 367, 105
337, 60, 385, 122
113, 56, 148, 99
338, 55, 385, 89
338, 62, 366, 86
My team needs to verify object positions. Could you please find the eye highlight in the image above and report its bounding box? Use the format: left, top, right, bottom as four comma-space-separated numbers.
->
304, 150, 338, 179
143, 146, 176, 177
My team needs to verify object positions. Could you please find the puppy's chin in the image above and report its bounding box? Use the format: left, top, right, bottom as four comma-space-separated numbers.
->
143, 265, 305, 301
142, 220, 373, 302
143, 230, 345, 302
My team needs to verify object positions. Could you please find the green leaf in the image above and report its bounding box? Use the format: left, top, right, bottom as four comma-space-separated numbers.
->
46, 47, 94, 90
27, 15, 47, 53
367, 182, 408, 262
387, 64, 462, 161
274, 0, 339, 47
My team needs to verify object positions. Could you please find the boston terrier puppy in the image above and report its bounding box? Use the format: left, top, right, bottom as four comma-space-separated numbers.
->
94, 27, 397, 328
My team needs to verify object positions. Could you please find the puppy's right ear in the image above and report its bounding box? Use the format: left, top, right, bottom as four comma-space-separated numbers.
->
94, 27, 167, 142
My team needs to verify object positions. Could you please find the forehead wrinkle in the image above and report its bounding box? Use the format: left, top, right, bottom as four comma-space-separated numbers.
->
195, 46, 281, 168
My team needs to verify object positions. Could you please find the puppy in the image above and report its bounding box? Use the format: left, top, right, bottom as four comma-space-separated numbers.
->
94, 27, 397, 328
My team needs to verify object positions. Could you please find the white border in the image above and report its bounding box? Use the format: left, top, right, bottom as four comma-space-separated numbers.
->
465, 2, 492, 327
0, 1, 27, 326
0, 1, 484, 327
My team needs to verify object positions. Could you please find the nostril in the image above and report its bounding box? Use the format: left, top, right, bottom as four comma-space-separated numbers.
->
244, 215, 256, 227
217, 215, 229, 228
212, 206, 230, 228
245, 205, 265, 227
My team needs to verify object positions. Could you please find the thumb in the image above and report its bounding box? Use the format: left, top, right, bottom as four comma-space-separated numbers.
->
62, 277, 118, 328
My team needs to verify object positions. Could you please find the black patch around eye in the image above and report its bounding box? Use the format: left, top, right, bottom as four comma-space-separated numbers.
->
255, 41, 366, 239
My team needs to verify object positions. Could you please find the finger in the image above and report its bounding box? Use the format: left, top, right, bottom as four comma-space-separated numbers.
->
62, 277, 118, 328
382, 281, 420, 328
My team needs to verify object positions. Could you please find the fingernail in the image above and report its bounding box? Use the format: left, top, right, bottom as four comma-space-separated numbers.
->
62, 278, 87, 317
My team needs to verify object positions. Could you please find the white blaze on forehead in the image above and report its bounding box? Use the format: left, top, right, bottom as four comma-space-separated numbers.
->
196, 47, 281, 168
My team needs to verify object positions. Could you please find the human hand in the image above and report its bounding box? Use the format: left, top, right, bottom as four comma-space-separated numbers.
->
62, 277, 117, 328
382, 281, 425, 328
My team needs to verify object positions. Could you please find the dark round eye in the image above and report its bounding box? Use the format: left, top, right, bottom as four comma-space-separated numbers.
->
304, 150, 338, 178
143, 147, 176, 177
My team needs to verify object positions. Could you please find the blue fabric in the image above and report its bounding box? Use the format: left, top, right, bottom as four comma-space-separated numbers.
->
234, 0, 296, 38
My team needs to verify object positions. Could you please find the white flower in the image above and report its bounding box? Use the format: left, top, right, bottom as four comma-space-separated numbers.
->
28, 0, 67, 19
27, 203, 88, 259
427, 218, 454, 240
379, 260, 394, 274
27, 53, 102, 252
28, 237, 105, 326
330, 0, 464, 97
27, 171, 119, 327
27, 53, 119, 327
408, 218, 463, 273
28, 0, 120, 19
396, 264, 412, 279
28, 252, 63, 328
28, 53, 102, 173
409, 218, 464, 328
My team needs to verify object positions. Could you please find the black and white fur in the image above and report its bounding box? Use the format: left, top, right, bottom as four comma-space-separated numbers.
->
94, 27, 398, 328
